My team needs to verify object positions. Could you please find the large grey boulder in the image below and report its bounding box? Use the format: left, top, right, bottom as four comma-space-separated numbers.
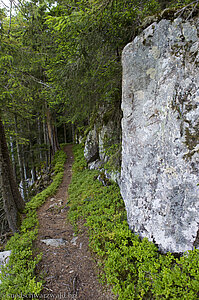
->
121, 18, 199, 253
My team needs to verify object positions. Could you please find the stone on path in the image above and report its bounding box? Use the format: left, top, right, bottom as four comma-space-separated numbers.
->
71, 236, 78, 246
41, 238, 67, 247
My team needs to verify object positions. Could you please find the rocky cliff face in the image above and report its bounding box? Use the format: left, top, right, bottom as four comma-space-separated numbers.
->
121, 17, 199, 253
83, 110, 121, 183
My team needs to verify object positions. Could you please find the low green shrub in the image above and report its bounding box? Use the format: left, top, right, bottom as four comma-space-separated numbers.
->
0, 150, 67, 300
68, 145, 199, 300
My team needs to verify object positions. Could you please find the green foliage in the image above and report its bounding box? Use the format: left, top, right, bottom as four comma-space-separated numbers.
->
44, 0, 164, 125
174, 0, 199, 6
0, 150, 66, 299
1, 0, 196, 192
68, 145, 199, 300
103, 141, 121, 172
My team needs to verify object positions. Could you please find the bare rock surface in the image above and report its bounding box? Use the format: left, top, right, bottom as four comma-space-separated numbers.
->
121, 17, 199, 253
84, 126, 99, 163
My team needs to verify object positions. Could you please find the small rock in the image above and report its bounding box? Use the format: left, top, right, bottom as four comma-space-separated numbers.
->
0, 250, 11, 267
41, 238, 67, 247
71, 236, 78, 246
48, 203, 56, 209
58, 200, 63, 205
0, 250, 12, 284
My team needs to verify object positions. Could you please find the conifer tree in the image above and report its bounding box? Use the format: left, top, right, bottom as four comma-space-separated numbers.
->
0, 114, 25, 232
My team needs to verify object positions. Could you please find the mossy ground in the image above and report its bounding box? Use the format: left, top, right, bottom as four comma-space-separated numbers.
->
68, 144, 199, 300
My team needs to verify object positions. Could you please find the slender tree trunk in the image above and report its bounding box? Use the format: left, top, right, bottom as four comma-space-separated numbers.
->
30, 146, 37, 183
10, 136, 16, 178
0, 115, 24, 233
63, 123, 67, 144
37, 118, 43, 160
27, 121, 37, 183
54, 125, 59, 150
43, 118, 48, 168
15, 115, 27, 200
22, 144, 28, 181
17, 143, 27, 200
46, 108, 54, 154
43, 120, 50, 169
71, 123, 75, 143
46, 106, 60, 155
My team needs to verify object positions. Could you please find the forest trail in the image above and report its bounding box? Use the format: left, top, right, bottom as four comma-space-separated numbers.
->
35, 145, 114, 300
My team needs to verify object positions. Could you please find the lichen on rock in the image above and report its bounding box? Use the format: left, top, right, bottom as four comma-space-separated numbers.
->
84, 126, 99, 164
121, 16, 199, 253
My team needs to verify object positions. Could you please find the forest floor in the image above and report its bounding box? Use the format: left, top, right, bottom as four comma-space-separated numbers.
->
35, 144, 115, 300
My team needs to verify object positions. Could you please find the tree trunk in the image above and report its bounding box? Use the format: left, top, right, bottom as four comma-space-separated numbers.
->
63, 123, 67, 144
37, 117, 43, 160
10, 136, 16, 178
71, 123, 75, 143
17, 143, 27, 200
46, 106, 60, 155
15, 115, 27, 201
22, 144, 28, 181
0, 148, 18, 233
0, 115, 24, 233
30, 145, 37, 183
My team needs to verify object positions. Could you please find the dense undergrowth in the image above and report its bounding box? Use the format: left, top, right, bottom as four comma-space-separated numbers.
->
68, 145, 199, 300
0, 149, 67, 299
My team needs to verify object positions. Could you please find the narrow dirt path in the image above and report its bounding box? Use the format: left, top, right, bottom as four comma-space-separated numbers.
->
36, 145, 114, 300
